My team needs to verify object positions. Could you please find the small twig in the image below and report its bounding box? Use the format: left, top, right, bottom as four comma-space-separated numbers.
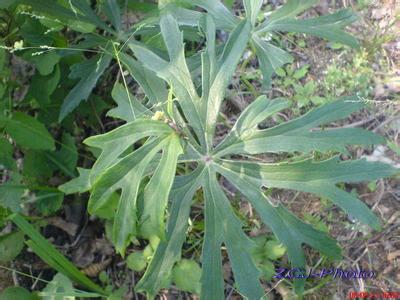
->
263, 278, 285, 297
352, 247, 369, 265
31, 271, 43, 290
10, 262, 19, 286
371, 180, 385, 211
68, 215, 89, 248
351, 223, 399, 256
132, 271, 139, 300
355, 262, 365, 292
89, 98, 105, 132
373, 113, 400, 133
341, 115, 377, 128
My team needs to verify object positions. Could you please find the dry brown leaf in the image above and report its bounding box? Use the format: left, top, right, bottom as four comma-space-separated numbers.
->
81, 258, 112, 277
46, 217, 78, 236
387, 249, 400, 261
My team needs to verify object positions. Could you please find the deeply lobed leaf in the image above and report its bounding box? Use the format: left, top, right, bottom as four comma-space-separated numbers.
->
215, 98, 384, 156
53, 4, 399, 299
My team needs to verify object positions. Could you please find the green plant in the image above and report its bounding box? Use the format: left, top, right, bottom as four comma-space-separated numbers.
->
251, 235, 287, 282
57, 3, 398, 299
172, 259, 202, 294
1, 0, 399, 299
323, 49, 374, 99
10, 213, 106, 296
274, 64, 326, 107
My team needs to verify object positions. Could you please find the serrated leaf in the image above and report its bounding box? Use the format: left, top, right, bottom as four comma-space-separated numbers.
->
20, 18, 53, 46
59, 54, 112, 121
30, 52, 60, 76
28, 64, 60, 105
93, 192, 119, 220
259, 260, 275, 281
2, 112, 55, 150
20, 0, 85, 25
69, 0, 115, 34
41, 273, 75, 300
20, 0, 98, 33
36, 191, 64, 216
0, 231, 24, 263
23, 151, 55, 182
293, 64, 309, 79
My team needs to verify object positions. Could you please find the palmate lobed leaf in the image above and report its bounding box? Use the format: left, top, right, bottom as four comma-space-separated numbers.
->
140, 134, 183, 239
202, 167, 264, 299
267, 0, 318, 21
110, 138, 165, 255
243, 0, 263, 26
129, 15, 207, 148
84, 119, 172, 183
257, 8, 359, 48
118, 53, 168, 107
252, 35, 294, 87
203, 18, 252, 146
136, 167, 205, 297
166, 0, 359, 87
85, 119, 183, 255
59, 168, 91, 195
213, 161, 342, 293
107, 82, 150, 122
56, 5, 400, 299
214, 97, 385, 156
